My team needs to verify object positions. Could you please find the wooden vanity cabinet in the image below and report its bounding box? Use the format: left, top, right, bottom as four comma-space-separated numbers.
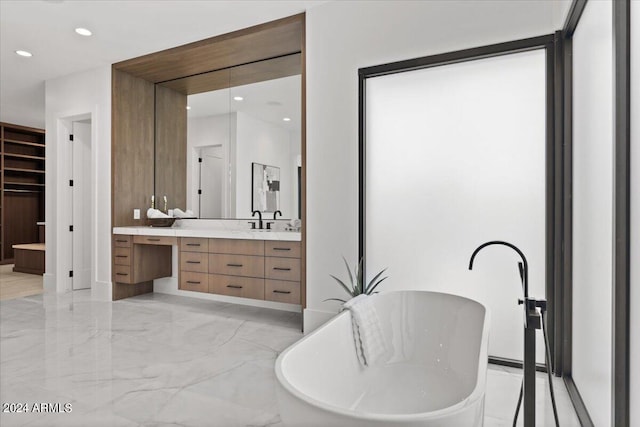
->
264, 240, 301, 304
178, 237, 301, 305
112, 234, 173, 286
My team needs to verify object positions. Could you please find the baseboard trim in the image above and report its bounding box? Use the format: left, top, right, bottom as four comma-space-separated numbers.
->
564, 375, 594, 427
91, 280, 112, 301
43, 273, 55, 292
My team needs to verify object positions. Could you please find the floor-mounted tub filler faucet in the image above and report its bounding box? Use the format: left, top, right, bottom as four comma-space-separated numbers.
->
469, 241, 559, 427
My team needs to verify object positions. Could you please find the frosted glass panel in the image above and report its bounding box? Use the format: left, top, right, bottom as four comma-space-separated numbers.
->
572, 0, 613, 425
366, 49, 546, 363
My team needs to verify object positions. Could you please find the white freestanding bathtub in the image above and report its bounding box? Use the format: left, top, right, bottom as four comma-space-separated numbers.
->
275, 291, 490, 426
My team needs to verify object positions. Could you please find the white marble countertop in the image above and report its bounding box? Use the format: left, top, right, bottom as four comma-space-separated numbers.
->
112, 226, 301, 241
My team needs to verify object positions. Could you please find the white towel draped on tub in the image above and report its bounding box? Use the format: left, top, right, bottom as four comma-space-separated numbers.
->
344, 294, 389, 367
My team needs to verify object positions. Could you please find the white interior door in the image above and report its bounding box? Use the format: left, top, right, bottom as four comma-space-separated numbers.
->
199, 145, 223, 218
71, 121, 91, 290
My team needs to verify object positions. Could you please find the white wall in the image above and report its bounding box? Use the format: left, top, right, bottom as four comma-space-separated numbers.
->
44, 65, 111, 300
305, 0, 563, 330
571, 1, 613, 425
630, 1, 639, 425
235, 112, 293, 219
365, 50, 546, 363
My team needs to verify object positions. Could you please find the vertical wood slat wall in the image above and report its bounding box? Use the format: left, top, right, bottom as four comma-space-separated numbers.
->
154, 85, 187, 212
111, 70, 155, 299
0, 122, 45, 264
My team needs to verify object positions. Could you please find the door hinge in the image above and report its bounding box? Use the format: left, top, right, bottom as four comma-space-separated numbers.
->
69, 225, 74, 232
69, 134, 74, 141
198, 157, 203, 163
69, 179, 74, 187
198, 189, 202, 195
69, 270, 74, 277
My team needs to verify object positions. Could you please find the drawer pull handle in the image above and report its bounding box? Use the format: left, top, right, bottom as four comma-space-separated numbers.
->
116, 239, 128, 243
274, 267, 291, 271
273, 290, 291, 294
186, 261, 201, 264
227, 285, 243, 289
186, 243, 201, 247
186, 280, 201, 284
116, 273, 128, 276
273, 247, 291, 251
227, 263, 243, 267
147, 238, 161, 242
115, 255, 128, 258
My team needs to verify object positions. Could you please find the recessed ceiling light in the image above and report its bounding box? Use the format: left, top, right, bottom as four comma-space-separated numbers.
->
233, 96, 243, 101
283, 117, 291, 122
15, 50, 33, 57
186, 106, 191, 110
75, 28, 92, 36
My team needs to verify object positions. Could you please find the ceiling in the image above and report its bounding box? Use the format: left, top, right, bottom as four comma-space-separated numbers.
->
0, 0, 325, 129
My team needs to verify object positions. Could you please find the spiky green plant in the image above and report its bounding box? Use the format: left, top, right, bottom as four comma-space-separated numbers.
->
324, 256, 388, 303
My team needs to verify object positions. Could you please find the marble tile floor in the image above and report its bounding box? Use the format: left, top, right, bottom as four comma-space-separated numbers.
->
1, 290, 580, 426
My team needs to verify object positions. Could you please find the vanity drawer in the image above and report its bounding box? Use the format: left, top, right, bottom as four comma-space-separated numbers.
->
265, 280, 300, 304
133, 235, 177, 246
114, 247, 132, 266
265, 257, 300, 282
180, 251, 208, 273
180, 237, 209, 253
179, 271, 208, 293
209, 274, 264, 300
209, 254, 264, 278
114, 235, 132, 248
265, 241, 300, 258
208, 239, 264, 256
114, 264, 133, 284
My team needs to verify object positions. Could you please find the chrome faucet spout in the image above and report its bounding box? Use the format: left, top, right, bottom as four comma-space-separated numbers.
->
468, 240, 529, 298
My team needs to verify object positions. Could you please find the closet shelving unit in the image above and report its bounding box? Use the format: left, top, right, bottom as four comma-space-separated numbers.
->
0, 122, 45, 264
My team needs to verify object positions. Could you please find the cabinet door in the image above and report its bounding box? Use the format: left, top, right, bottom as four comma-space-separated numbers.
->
209, 239, 264, 256
179, 271, 208, 293
208, 254, 264, 278
114, 264, 133, 284
265, 279, 300, 304
180, 237, 209, 253
209, 274, 264, 300
180, 251, 208, 273
265, 241, 300, 258
114, 247, 132, 266
265, 257, 300, 282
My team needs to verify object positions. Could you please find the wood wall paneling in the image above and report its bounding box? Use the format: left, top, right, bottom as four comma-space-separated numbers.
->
111, 70, 155, 299
154, 85, 187, 211
111, 69, 155, 227
159, 54, 301, 95
113, 15, 304, 83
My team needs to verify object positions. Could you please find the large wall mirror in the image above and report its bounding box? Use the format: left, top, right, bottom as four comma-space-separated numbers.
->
155, 53, 301, 219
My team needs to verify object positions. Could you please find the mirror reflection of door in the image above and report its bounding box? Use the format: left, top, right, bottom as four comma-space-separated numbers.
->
199, 145, 223, 218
